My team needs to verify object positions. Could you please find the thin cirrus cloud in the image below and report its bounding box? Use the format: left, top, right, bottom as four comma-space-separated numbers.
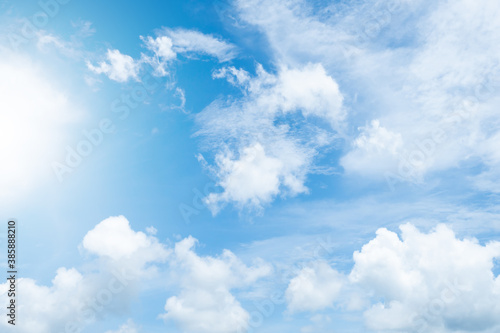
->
232, 0, 500, 191
339, 0, 500, 186
87, 28, 237, 82
196, 63, 344, 213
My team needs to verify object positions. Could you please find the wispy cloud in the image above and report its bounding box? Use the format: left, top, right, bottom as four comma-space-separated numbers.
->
160, 27, 237, 62
87, 28, 237, 82
229, 0, 500, 193
87, 49, 141, 82
196, 63, 344, 213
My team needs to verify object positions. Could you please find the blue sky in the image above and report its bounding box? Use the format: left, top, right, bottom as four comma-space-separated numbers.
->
1, 0, 500, 332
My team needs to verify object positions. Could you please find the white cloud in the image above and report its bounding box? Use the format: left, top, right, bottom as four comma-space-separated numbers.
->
105, 319, 139, 333
274, 64, 344, 127
233, 0, 500, 191
341, 119, 406, 177
87, 49, 141, 82
0, 268, 89, 333
162, 28, 237, 62
282, 223, 500, 332
197, 63, 343, 212
205, 142, 310, 213
140, 35, 176, 76
0, 216, 168, 333
350, 223, 500, 332
82, 215, 170, 264
285, 261, 343, 313
161, 236, 271, 333
89, 28, 236, 80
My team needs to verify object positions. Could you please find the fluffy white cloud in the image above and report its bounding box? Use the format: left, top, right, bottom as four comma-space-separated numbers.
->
197, 63, 343, 212
0, 216, 168, 333
205, 142, 310, 213
0, 216, 273, 333
161, 236, 272, 333
87, 49, 141, 82
351, 223, 500, 332
283, 223, 500, 332
285, 261, 343, 313
0, 268, 89, 333
82, 215, 169, 262
212, 63, 344, 128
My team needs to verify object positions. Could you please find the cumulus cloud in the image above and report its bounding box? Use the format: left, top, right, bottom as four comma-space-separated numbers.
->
205, 142, 310, 213
196, 63, 344, 213
87, 49, 141, 82
284, 223, 500, 332
285, 261, 343, 313
82, 215, 169, 262
0, 216, 273, 333
0, 216, 168, 333
161, 236, 272, 333
350, 223, 500, 332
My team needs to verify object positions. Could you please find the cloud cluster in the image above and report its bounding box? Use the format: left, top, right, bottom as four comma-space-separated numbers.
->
2, 217, 499, 333
196, 63, 344, 213
0, 216, 168, 333
161, 236, 272, 333
88, 28, 237, 81
231, 0, 500, 192
284, 223, 500, 332
0, 216, 269, 333
351, 223, 500, 332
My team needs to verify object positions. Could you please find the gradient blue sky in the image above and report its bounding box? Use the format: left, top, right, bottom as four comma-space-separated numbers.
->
1, 0, 500, 332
